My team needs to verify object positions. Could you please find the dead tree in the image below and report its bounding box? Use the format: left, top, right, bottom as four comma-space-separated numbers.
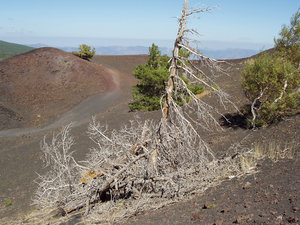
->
34, 0, 236, 220
159, 0, 234, 155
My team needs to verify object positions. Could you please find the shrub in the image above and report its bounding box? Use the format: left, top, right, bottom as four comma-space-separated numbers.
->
242, 53, 299, 127
5, 200, 12, 207
242, 9, 300, 128
72, 44, 95, 60
274, 8, 300, 67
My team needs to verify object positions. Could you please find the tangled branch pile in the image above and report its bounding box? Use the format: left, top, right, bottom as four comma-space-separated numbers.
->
34, 117, 216, 214
33, 0, 239, 222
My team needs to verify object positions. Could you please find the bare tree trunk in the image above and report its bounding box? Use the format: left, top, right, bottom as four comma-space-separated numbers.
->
34, 0, 237, 220
163, 0, 188, 120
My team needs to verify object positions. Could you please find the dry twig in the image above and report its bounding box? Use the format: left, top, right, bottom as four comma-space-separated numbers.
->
34, 0, 238, 222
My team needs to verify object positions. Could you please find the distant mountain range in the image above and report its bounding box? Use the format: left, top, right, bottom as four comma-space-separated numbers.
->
58, 46, 172, 56
60, 46, 259, 60
0, 40, 34, 60
56, 46, 259, 60
201, 48, 259, 60
30, 43, 259, 60
0, 40, 259, 60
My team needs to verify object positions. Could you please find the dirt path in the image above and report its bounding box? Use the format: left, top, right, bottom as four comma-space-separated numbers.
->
0, 69, 121, 138
0, 63, 140, 222
1, 56, 299, 225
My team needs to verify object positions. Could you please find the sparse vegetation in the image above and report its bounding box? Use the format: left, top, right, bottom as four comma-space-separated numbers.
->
34, 1, 235, 222
242, 8, 300, 128
5, 199, 12, 207
0, 2, 299, 225
72, 44, 95, 60
30, 2, 299, 225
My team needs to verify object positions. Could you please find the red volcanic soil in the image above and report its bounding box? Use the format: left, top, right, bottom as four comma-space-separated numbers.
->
0, 51, 299, 224
0, 48, 117, 129
92, 54, 148, 76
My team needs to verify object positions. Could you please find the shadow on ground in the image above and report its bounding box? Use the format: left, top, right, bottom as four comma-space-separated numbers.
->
219, 105, 251, 129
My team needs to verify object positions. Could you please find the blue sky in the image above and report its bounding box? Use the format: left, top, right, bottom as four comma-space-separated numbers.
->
0, 0, 299, 49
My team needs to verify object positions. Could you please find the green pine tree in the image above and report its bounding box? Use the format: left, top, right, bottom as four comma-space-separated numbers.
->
129, 44, 204, 111
129, 44, 170, 111
72, 44, 95, 60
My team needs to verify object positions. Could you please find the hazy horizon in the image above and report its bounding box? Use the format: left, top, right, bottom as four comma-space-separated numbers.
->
1, 36, 273, 51
1, 0, 298, 53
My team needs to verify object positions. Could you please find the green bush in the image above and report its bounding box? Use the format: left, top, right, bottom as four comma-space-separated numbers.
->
129, 44, 204, 111
5, 199, 12, 207
188, 85, 205, 95
242, 53, 299, 127
274, 8, 300, 68
242, 9, 300, 128
72, 44, 95, 60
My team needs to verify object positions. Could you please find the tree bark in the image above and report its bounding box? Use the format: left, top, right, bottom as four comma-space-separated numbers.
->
163, 0, 188, 120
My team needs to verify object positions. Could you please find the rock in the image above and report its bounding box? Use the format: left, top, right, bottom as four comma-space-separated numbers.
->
244, 203, 250, 208
276, 215, 283, 221
49, 207, 66, 217
203, 201, 216, 209
292, 207, 299, 212
256, 162, 262, 167
242, 182, 251, 189
220, 207, 230, 213
287, 216, 296, 223
214, 219, 224, 225
233, 214, 254, 224
191, 213, 205, 221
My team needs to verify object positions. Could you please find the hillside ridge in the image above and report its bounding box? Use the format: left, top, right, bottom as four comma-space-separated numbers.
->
0, 47, 117, 129
0, 40, 34, 60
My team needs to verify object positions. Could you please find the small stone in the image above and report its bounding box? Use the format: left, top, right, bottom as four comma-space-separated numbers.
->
293, 207, 299, 212
243, 182, 251, 189
287, 216, 296, 223
214, 219, 224, 225
191, 214, 205, 221
50, 207, 66, 217
270, 211, 277, 215
264, 193, 271, 199
269, 184, 274, 188
220, 207, 230, 213
203, 201, 214, 209
276, 215, 283, 221
234, 214, 254, 224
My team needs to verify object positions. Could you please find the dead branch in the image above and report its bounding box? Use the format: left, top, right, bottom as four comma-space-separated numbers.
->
34, 0, 239, 222
272, 79, 288, 105
251, 87, 267, 128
